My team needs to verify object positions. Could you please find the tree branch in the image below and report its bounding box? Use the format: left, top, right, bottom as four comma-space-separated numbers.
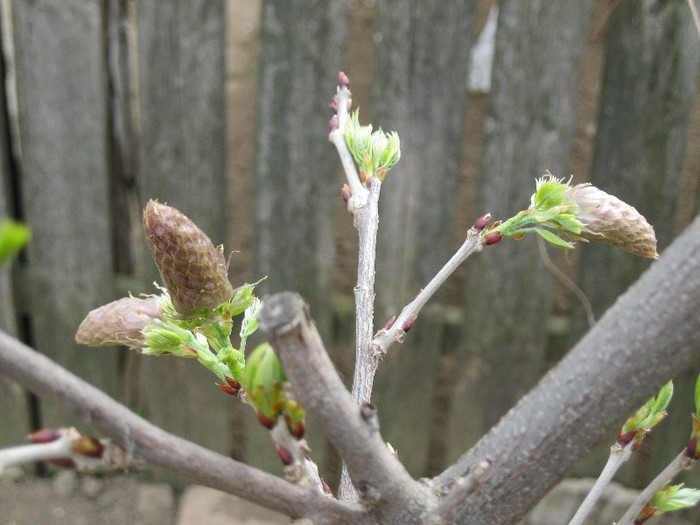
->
0, 330, 364, 525
258, 292, 437, 522
434, 215, 700, 525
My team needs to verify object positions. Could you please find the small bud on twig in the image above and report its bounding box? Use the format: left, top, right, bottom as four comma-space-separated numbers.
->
28, 428, 61, 444
483, 231, 503, 246
276, 444, 294, 466
473, 213, 492, 231
72, 436, 104, 458
338, 71, 351, 90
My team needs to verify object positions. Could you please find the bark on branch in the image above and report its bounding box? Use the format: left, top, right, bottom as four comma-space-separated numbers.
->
0, 331, 363, 524
258, 291, 437, 522
435, 215, 700, 525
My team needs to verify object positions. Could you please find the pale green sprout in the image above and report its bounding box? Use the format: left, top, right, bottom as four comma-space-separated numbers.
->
345, 109, 401, 181
0, 220, 31, 266
647, 484, 700, 516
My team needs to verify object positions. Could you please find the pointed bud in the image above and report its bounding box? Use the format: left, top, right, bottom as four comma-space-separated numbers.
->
328, 114, 339, 134
217, 382, 237, 395
286, 416, 305, 440
276, 444, 294, 466
72, 436, 104, 458
257, 411, 277, 430
383, 315, 396, 330
338, 71, 351, 90
322, 478, 333, 496
473, 213, 492, 231
76, 296, 163, 349
483, 231, 503, 246
143, 200, 234, 315
360, 401, 377, 421
341, 184, 352, 203
28, 428, 61, 443
329, 96, 339, 112
402, 317, 416, 333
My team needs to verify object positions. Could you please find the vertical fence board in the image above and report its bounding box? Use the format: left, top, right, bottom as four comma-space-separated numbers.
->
0, 81, 27, 443
448, 0, 592, 459
251, 0, 348, 475
572, 0, 700, 488
135, 1, 230, 454
369, 0, 475, 477
253, 0, 348, 341
12, 0, 118, 429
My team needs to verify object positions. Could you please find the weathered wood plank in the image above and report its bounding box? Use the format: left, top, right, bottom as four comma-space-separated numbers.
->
368, 0, 475, 478
449, 0, 592, 458
0, 76, 28, 443
253, 0, 348, 342
11, 0, 119, 429
135, 0, 230, 454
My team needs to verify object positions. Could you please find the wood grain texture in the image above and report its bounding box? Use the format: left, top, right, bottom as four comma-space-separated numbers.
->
12, 0, 119, 429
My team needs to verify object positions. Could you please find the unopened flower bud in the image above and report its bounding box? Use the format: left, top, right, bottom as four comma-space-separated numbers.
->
75, 296, 163, 349
143, 200, 234, 315
564, 184, 658, 259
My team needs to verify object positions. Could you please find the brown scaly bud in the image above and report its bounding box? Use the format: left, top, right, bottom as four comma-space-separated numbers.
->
72, 436, 104, 458
564, 184, 658, 259
483, 231, 503, 246
217, 382, 237, 395
75, 296, 162, 349
338, 71, 351, 89
276, 444, 294, 466
143, 200, 234, 315
473, 213, 492, 231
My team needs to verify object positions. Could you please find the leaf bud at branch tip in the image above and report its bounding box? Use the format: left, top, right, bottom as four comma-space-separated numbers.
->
338, 71, 351, 89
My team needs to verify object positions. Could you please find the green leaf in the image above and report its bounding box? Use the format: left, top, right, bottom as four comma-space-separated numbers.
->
530, 228, 575, 249
0, 220, 31, 266
695, 374, 700, 419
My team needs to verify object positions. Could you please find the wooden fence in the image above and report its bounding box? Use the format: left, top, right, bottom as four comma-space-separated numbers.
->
1, 0, 700, 502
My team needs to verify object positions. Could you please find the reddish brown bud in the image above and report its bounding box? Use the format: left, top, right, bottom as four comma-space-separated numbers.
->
49, 458, 77, 469
383, 315, 396, 330
257, 411, 276, 430
328, 114, 339, 134
473, 213, 492, 231
341, 184, 352, 203
143, 200, 234, 315
483, 231, 503, 246
28, 428, 61, 444
329, 96, 339, 112
225, 376, 241, 394
276, 444, 294, 466
322, 478, 333, 496
634, 506, 655, 524
72, 436, 104, 458
338, 71, 351, 89
217, 382, 237, 395
286, 416, 305, 440
686, 436, 699, 459
402, 317, 416, 333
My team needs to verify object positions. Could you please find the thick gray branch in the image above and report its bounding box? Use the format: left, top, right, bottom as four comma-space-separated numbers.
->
0, 331, 363, 525
259, 292, 437, 523
436, 215, 700, 525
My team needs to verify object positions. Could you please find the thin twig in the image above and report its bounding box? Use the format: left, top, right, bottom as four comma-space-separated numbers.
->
567, 443, 632, 525
0, 329, 364, 525
0, 427, 137, 474
424, 460, 491, 525
371, 227, 484, 357
616, 451, 695, 525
